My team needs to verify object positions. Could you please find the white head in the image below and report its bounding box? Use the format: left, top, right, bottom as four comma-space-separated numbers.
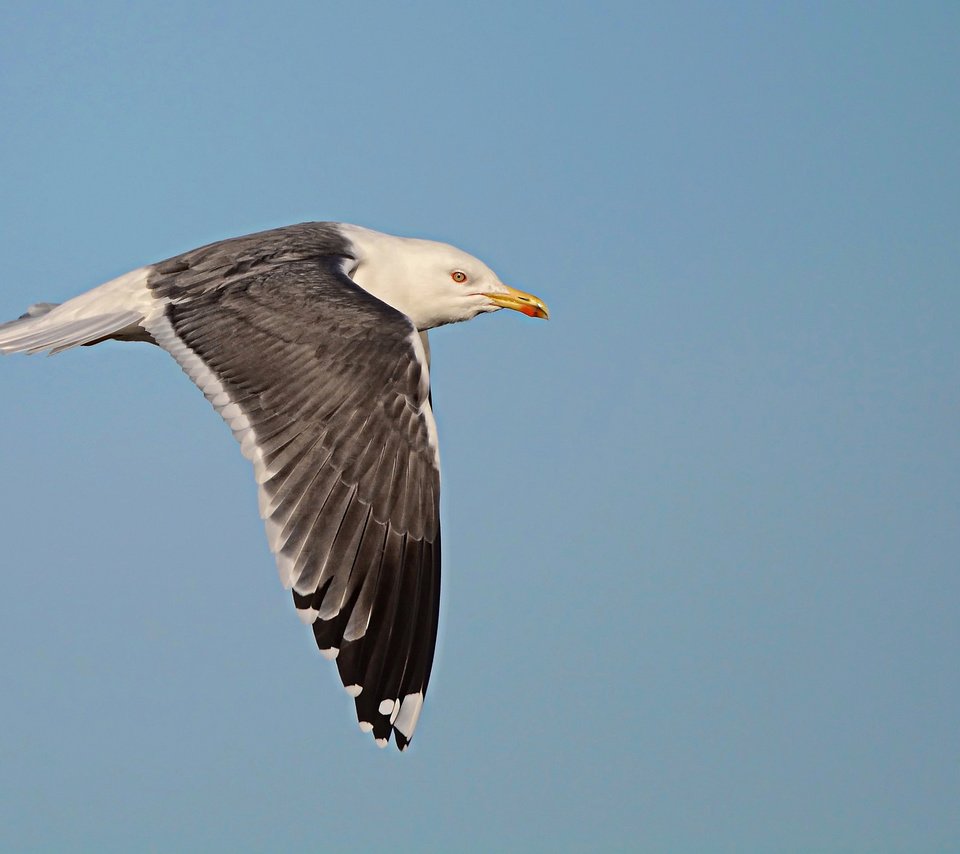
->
339, 224, 549, 331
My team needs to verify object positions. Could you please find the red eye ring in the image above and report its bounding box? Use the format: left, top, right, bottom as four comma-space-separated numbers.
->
451, 270, 468, 283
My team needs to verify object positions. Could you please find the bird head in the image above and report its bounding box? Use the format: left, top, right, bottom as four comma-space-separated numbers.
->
340, 224, 549, 330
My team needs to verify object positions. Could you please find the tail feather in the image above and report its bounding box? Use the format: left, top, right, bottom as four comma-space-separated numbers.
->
0, 266, 156, 356
0, 310, 145, 355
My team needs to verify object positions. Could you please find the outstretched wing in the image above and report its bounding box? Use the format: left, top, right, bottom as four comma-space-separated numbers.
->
146, 253, 441, 750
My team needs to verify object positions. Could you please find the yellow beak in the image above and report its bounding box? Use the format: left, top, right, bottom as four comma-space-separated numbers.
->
484, 285, 550, 319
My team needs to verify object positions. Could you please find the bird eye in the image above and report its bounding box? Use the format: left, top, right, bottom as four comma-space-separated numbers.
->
451, 270, 468, 283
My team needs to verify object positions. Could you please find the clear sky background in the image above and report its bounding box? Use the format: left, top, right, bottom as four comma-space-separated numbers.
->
1, 3, 957, 852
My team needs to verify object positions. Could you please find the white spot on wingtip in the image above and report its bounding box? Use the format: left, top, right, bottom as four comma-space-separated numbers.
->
297, 608, 319, 625
319, 646, 339, 660
375, 738, 388, 749
345, 684, 362, 697
378, 699, 395, 716
359, 721, 373, 733
393, 692, 424, 739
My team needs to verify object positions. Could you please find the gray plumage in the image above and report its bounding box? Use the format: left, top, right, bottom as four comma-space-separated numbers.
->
150, 240, 440, 748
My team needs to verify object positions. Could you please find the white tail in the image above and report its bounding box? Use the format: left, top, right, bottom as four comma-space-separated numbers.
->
0, 266, 158, 355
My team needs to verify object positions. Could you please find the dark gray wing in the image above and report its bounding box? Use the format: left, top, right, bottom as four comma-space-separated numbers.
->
146, 242, 440, 751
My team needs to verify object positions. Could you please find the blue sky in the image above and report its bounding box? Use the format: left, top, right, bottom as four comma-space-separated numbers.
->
1, 2, 958, 851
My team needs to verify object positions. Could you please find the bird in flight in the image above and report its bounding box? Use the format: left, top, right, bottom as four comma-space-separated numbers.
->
0, 222, 549, 750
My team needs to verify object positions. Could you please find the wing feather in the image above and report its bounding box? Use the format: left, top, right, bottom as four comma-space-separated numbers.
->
146, 250, 440, 749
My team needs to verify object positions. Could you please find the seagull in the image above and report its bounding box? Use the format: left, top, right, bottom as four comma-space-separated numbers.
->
0, 222, 548, 751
